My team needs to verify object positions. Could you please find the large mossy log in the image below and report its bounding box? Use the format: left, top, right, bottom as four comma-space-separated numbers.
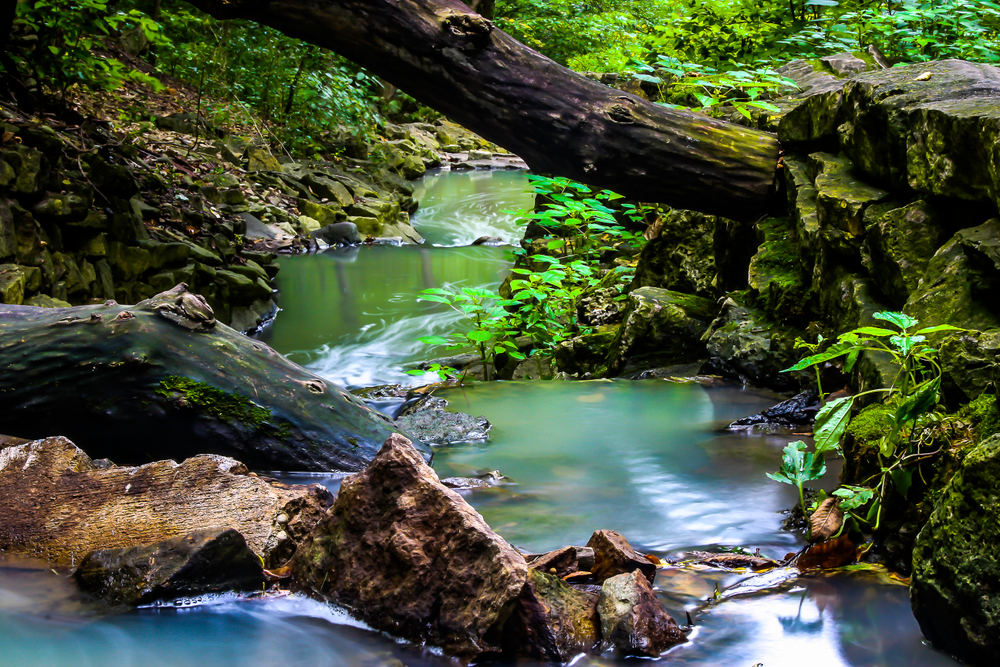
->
190, 0, 780, 220
0, 285, 425, 471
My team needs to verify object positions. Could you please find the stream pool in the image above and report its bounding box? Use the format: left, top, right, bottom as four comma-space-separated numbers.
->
0, 169, 959, 667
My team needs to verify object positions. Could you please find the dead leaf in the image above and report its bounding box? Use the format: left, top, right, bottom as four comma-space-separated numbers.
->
796, 535, 856, 571
914, 72, 933, 81
263, 566, 292, 581
561, 571, 592, 583
2, 131, 14, 143
809, 497, 844, 542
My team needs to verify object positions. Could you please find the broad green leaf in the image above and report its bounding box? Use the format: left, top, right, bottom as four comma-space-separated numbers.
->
851, 327, 897, 337
546, 238, 566, 250
914, 324, 965, 335
417, 294, 452, 304
783, 340, 859, 371
895, 379, 939, 424
466, 330, 492, 343
890, 467, 913, 499
814, 396, 853, 453
874, 311, 918, 330
417, 335, 450, 345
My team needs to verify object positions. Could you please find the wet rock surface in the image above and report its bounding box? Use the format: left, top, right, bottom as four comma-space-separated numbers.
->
608, 287, 717, 374
0, 436, 332, 567
587, 529, 658, 584
394, 395, 491, 444
501, 569, 601, 662
730, 390, 819, 430
289, 433, 529, 658
598, 570, 687, 657
74, 528, 265, 607
911, 433, 1000, 667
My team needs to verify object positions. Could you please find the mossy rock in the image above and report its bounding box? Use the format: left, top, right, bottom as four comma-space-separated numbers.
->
608, 287, 717, 375
783, 155, 821, 265
810, 152, 888, 236
0, 263, 26, 304
911, 432, 1000, 667
702, 298, 805, 390
630, 209, 724, 298
861, 200, 946, 307
905, 219, 1000, 332
939, 329, 1000, 405
747, 217, 809, 321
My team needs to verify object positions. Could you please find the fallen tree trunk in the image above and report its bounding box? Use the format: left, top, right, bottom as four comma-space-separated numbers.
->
191, 0, 780, 220
0, 284, 426, 471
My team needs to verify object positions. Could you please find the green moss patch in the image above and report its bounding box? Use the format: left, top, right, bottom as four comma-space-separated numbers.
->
957, 393, 1000, 441
156, 375, 271, 428
846, 401, 895, 452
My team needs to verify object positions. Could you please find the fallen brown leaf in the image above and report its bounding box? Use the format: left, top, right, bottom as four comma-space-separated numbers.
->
796, 535, 856, 571
809, 497, 844, 542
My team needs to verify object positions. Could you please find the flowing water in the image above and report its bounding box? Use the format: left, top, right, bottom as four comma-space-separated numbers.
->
0, 169, 959, 667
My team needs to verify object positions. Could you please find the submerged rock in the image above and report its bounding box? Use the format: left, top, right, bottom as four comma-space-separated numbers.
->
598, 570, 686, 657
394, 395, 491, 444
74, 528, 265, 607
289, 433, 528, 658
0, 436, 333, 567
730, 390, 818, 430
911, 433, 1000, 667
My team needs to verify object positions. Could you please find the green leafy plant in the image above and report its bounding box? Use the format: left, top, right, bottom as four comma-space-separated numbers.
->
769, 311, 963, 532
414, 286, 524, 382
768, 440, 827, 516
10, 0, 166, 95
406, 362, 459, 383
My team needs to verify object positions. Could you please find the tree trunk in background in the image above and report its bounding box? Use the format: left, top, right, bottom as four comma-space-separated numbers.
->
190, 0, 780, 220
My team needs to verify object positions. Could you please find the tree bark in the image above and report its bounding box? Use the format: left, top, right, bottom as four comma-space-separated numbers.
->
0, 285, 426, 472
190, 0, 780, 220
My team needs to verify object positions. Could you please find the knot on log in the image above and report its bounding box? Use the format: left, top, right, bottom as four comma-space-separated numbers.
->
137, 283, 216, 331
440, 10, 493, 46
607, 104, 636, 125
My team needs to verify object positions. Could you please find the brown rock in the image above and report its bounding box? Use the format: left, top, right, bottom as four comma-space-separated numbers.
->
0, 436, 333, 567
289, 433, 528, 658
598, 570, 686, 657
587, 529, 657, 584
74, 528, 265, 606
501, 569, 600, 661
529, 546, 582, 578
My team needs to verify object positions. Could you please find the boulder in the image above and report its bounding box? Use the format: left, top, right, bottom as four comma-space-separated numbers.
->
911, 433, 1000, 667
501, 569, 600, 662
747, 217, 810, 321
598, 570, 686, 657
0, 263, 26, 304
0, 436, 333, 567
861, 200, 947, 306
730, 390, 819, 430
587, 530, 657, 584
939, 330, 1000, 405
779, 59, 1000, 209
702, 299, 803, 390
245, 145, 281, 172
310, 221, 362, 246
905, 218, 1000, 331
630, 209, 723, 298
289, 433, 529, 659
74, 528, 266, 607
607, 287, 717, 374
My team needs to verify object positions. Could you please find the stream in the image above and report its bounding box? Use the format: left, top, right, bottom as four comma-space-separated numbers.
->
0, 169, 959, 666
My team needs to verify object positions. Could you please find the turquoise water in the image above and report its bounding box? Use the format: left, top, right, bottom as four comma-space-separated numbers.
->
0, 170, 959, 667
